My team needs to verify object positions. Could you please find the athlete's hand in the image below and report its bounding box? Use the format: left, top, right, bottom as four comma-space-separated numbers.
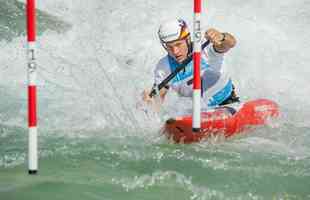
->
140, 89, 162, 114
142, 89, 153, 104
205, 28, 224, 46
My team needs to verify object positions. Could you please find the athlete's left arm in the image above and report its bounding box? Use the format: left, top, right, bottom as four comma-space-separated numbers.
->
205, 28, 237, 53
214, 32, 236, 53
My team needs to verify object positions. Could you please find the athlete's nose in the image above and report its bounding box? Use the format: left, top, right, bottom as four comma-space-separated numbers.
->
170, 46, 180, 56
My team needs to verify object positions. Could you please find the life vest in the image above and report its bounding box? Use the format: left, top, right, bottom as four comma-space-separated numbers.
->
167, 55, 233, 107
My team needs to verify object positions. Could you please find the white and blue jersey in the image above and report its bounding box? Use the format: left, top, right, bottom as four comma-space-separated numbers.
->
154, 43, 233, 107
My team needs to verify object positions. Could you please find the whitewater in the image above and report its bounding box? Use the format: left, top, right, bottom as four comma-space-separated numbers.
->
1, 0, 310, 199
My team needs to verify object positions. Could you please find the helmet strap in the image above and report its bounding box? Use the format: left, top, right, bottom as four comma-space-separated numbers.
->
186, 37, 193, 57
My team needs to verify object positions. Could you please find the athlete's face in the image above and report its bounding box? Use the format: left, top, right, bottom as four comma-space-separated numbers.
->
165, 39, 189, 63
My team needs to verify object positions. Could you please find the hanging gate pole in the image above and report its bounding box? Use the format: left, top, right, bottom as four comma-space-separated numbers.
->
192, 0, 202, 132
27, 0, 38, 175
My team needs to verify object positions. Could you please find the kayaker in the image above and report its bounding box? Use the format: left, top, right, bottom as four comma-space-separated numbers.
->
143, 18, 239, 107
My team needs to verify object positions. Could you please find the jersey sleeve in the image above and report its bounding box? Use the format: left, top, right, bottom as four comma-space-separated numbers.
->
153, 56, 171, 85
203, 43, 224, 72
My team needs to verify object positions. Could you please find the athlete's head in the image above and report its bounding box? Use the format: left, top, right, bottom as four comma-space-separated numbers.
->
158, 18, 192, 63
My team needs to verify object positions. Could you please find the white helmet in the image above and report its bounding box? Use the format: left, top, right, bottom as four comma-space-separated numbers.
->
158, 18, 190, 48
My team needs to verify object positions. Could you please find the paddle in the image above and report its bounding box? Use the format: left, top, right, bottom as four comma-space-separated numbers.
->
148, 40, 209, 98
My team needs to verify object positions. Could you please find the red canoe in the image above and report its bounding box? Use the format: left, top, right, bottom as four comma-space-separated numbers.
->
163, 99, 279, 143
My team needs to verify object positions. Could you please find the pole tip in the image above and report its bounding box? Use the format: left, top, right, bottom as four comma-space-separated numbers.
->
28, 170, 38, 175
192, 128, 200, 132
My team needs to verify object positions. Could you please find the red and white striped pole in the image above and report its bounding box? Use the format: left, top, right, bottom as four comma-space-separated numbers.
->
192, 0, 202, 132
27, 0, 38, 174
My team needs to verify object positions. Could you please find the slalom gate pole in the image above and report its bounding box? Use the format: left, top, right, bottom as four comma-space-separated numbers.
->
27, 0, 38, 175
192, 0, 202, 132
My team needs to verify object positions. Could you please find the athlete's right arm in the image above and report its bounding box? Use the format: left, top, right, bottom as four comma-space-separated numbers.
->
142, 57, 170, 104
